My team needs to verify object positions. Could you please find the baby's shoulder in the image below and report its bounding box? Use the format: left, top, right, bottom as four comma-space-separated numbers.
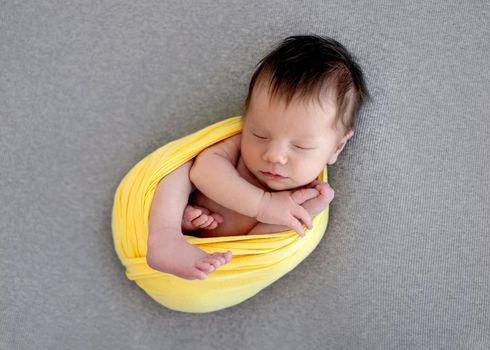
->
227, 133, 241, 145
198, 133, 242, 164
219, 133, 241, 150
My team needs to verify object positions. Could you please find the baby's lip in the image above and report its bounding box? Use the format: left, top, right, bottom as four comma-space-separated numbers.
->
261, 171, 288, 179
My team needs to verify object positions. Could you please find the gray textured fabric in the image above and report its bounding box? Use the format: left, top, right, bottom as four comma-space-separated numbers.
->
1, 1, 489, 349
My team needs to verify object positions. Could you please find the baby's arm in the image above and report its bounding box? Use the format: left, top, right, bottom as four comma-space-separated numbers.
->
189, 134, 317, 236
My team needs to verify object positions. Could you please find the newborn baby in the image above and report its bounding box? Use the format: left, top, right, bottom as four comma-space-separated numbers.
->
147, 35, 369, 280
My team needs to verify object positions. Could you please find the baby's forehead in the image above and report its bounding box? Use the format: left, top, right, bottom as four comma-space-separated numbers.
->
246, 83, 344, 131
245, 111, 343, 139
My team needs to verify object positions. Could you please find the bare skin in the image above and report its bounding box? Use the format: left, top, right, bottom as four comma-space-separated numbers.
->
185, 178, 334, 238
146, 159, 333, 280
182, 204, 223, 232
188, 156, 334, 238
147, 76, 353, 281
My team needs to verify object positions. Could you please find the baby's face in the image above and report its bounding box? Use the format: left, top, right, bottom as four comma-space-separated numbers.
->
241, 84, 351, 191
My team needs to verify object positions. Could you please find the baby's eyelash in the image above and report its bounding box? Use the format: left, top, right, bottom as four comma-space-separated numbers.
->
252, 133, 267, 139
294, 145, 315, 150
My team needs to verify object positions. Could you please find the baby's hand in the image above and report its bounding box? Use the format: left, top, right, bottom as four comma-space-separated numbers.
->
300, 180, 335, 216
182, 205, 223, 232
256, 188, 319, 237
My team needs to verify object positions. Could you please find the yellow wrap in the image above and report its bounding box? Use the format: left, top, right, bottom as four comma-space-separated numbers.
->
112, 116, 329, 313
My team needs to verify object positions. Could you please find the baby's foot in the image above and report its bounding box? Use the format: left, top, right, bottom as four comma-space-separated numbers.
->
182, 205, 223, 232
147, 230, 232, 280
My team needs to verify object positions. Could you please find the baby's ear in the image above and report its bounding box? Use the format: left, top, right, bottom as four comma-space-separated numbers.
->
327, 129, 354, 165
344, 129, 354, 141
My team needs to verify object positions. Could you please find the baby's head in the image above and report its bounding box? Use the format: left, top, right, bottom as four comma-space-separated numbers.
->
240, 35, 369, 191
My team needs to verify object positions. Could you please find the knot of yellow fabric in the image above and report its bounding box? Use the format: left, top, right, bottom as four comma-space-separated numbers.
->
111, 116, 329, 313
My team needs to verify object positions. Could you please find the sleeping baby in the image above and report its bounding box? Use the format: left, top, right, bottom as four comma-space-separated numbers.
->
147, 35, 369, 280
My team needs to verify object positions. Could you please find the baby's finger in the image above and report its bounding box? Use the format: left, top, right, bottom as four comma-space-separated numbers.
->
305, 180, 321, 188
289, 218, 305, 237
315, 183, 328, 195
320, 181, 332, 189
317, 183, 335, 200
293, 205, 313, 230
291, 188, 319, 204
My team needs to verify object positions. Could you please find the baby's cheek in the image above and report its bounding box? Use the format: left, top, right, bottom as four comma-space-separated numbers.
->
296, 160, 322, 182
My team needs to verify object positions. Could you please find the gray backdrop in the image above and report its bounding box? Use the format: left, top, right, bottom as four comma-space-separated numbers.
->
1, 1, 489, 349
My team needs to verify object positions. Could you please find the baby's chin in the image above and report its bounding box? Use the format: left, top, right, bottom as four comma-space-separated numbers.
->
259, 178, 303, 192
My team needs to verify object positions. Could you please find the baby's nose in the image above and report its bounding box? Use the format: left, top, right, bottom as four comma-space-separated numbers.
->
263, 145, 288, 165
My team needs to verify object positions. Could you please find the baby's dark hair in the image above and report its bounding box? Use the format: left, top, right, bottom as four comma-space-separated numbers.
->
243, 35, 369, 133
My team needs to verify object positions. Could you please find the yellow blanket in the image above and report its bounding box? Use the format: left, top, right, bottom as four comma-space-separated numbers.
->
111, 116, 329, 313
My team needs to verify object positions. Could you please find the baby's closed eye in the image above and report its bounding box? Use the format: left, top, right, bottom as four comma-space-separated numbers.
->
252, 132, 267, 140
251, 130, 316, 150
293, 144, 316, 150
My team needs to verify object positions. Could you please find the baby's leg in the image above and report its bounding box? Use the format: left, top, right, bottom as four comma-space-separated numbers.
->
147, 160, 232, 280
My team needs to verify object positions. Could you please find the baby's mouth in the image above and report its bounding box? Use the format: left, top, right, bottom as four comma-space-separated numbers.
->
260, 171, 288, 180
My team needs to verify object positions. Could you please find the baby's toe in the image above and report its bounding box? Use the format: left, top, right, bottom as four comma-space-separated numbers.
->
223, 251, 232, 263
203, 221, 218, 230
198, 215, 215, 228
209, 253, 226, 265
196, 260, 215, 273
192, 205, 211, 215
205, 256, 224, 269
191, 214, 209, 227
189, 267, 207, 280
183, 205, 202, 221
210, 213, 224, 224
213, 251, 233, 264
221, 251, 232, 262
